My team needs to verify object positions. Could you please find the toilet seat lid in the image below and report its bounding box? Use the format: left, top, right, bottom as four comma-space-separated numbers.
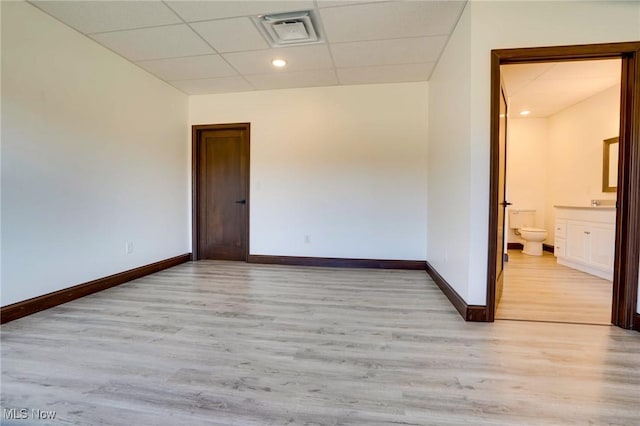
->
520, 227, 546, 233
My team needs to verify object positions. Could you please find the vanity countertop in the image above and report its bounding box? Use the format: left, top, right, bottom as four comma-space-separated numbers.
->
554, 205, 616, 210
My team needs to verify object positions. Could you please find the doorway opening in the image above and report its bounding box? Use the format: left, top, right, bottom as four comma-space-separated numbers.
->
497, 59, 620, 325
487, 42, 640, 330
192, 123, 250, 261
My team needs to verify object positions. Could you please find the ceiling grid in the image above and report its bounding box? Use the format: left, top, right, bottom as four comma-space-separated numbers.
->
29, 0, 466, 94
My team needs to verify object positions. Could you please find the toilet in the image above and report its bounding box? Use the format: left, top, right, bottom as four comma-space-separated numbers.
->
508, 209, 548, 256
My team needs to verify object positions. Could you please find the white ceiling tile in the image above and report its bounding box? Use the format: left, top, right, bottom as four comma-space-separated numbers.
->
91, 25, 214, 61
191, 18, 269, 53
169, 76, 254, 95
223, 45, 333, 74
540, 59, 621, 80
245, 69, 338, 90
136, 55, 237, 81
501, 63, 554, 97
166, 1, 315, 22
31, 1, 181, 34
511, 78, 620, 118
320, 1, 465, 42
337, 63, 433, 85
331, 36, 447, 68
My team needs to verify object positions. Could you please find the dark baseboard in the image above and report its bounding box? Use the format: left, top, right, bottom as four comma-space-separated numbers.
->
508, 242, 554, 254
247, 255, 426, 270
634, 313, 640, 332
425, 262, 488, 322
466, 305, 488, 322
1, 253, 192, 324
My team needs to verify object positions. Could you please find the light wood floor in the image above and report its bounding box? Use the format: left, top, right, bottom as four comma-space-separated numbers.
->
2, 261, 639, 425
497, 250, 613, 325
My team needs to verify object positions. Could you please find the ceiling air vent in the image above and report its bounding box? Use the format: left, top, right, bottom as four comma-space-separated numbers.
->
254, 11, 321, 47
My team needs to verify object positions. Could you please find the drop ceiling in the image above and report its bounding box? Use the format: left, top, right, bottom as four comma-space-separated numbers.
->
30, 0, 467, 95
501, 59, 622, 118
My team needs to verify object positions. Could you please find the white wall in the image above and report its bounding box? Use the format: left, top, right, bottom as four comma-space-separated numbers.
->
505, 118, 548, 243
190, 83, 428, 261
429, 0, 640, 305
1, 2, 190, 306
427, 3, 472, 301
0, 0, 4, 293
546, 84, 620, 241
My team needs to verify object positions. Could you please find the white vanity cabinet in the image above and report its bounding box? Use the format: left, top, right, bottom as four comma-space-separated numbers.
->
554, 206, 616, 280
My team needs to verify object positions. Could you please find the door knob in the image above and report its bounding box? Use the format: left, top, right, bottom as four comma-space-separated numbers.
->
501, 201, 513, 206
235, 199, 246, 205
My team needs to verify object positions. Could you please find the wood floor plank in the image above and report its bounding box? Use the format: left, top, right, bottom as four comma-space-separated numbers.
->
2, 260, 638, 425
497, 250, 613, 325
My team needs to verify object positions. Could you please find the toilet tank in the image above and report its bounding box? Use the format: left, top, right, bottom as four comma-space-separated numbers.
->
509, 209, 536, 229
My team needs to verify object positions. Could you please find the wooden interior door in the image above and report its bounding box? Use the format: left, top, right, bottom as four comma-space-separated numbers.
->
193, 124, 249, 261
495, 86, 509, 309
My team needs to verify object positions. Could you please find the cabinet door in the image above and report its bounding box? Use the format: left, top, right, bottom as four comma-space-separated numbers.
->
566, 221, 589, 263
589, 224, 615, 270
554, 237, 566, 257
555, 221, 567, 239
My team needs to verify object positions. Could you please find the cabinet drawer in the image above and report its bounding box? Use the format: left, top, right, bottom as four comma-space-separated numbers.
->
554, 238, 566, 257
555, 221, 567, 238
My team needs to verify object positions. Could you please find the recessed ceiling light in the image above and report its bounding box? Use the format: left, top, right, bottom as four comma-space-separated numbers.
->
272, 58, 287, 68
520, 110, 531, 116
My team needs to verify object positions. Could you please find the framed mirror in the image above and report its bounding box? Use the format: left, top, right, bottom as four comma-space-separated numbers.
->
602, 136, 619, 192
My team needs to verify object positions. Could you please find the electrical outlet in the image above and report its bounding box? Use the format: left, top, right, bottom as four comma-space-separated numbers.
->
125, 242, 134, 254
304, 235, 310, 243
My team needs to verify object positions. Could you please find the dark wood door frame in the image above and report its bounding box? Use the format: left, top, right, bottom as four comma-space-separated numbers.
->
487, 42, 640, 329
192, 123, 250, 261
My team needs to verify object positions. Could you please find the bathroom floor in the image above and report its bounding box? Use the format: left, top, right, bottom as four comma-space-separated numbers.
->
496, 250, 613, 325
